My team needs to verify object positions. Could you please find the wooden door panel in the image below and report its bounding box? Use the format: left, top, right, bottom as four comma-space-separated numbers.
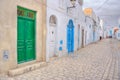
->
17, 18, 26, 63
25, 20, 35, 61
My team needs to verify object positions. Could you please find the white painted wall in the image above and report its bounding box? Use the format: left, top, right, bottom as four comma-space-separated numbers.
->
46, 0, 85, 61
85, 16, 94, 45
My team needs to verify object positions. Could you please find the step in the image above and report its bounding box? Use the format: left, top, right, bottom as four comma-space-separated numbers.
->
8, 62, 47, 77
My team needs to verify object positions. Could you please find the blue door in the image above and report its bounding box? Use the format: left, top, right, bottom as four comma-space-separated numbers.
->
67, 20, 74, 53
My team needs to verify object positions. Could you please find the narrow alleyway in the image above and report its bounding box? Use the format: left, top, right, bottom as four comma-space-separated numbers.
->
2, 39, 120, 80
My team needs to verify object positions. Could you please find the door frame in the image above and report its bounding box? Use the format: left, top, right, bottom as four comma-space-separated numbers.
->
77, 24, 80, 50
82, 29, 84, 48
85, 31, 87, 45
49, 15, 57, 57
17, 6, 36, 64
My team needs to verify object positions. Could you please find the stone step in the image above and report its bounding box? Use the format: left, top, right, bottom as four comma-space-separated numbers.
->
8, 62, 47, 77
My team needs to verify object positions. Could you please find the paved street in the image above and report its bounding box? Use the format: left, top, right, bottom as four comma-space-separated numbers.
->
1, 39, 120, 80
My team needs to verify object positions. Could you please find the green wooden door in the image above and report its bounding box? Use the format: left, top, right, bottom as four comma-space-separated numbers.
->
17, 6, 36, 64
25, 20, 35, 61
17, 18, 26, 63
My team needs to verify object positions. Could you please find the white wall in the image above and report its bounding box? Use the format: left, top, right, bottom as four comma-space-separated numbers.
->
46, 0, 85, 61
85, 16, 94, 45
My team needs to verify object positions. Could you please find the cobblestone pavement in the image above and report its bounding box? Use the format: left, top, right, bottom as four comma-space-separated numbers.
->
1, 39, 120, 80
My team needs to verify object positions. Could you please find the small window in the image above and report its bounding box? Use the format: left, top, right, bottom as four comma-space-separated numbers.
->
17, 6, 36, 20
49, 15, 57, 26
17, 9, 25, 16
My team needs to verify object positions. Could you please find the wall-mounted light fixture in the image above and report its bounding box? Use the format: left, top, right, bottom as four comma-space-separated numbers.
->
67, 0, 76, 12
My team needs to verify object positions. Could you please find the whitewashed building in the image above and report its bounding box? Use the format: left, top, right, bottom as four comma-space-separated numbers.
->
84, 8, 101, 45
95, 16, 101, 41
46, 0, 85, 61
85, 16, 94, 45
99, 19, 104, 38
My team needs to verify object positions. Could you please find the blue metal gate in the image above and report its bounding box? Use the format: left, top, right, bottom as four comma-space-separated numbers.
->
67, 19, 74, 53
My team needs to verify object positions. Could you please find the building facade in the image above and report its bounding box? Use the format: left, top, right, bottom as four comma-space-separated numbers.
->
85, 16, 94, 45
0, 0, 46, 74
46, 0, 85, 61
84, 8, 101, 43
0, 0, 103, 75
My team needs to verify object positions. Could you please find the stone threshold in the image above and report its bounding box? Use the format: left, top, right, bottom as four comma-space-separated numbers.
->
8, 62, 47, 77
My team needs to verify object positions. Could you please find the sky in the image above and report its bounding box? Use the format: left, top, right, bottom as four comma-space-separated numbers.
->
83, 0, 120, 28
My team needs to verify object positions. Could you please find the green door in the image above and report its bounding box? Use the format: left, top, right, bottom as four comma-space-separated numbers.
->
25, 20, 35, 61
17, 18, 26, 63
17, 6, 36, 64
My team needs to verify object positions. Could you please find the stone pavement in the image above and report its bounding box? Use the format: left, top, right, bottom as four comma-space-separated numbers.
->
1, 39, 120, 80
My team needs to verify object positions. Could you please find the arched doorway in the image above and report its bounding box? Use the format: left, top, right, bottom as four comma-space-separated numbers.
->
49, 15, 57, 57
67, 19, 74, 53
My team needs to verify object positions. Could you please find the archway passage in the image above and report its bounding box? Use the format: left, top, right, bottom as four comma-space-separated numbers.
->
67, 19, 74, 53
